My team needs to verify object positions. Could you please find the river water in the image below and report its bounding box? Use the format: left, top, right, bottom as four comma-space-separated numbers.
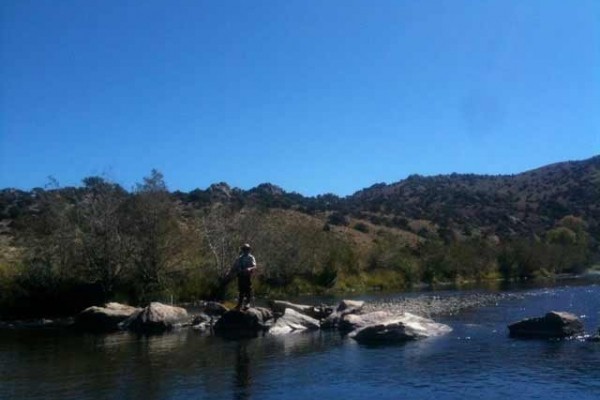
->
1, 279, 599, 400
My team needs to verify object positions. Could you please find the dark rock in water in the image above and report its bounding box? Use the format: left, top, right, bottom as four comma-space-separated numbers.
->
268, 308, 320, 335
73, 303, 140, 333
350, 312, 452, 344
120, 302, 189, 333
508, 311, 584, 339
199, 301, 229, 316
321, 299, 365, 329
214, 307, 273, 339
339, 311, 392, 333
269, 300, 333, 320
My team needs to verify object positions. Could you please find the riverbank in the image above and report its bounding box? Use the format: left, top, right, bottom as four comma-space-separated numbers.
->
1, 272, 598, 326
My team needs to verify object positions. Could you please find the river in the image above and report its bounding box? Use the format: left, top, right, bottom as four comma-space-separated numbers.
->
1, 278, 599, 400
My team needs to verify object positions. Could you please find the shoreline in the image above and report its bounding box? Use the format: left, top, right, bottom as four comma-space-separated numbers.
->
1, 273, 598, 327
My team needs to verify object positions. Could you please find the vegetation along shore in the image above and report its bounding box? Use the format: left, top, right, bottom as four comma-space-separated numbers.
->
1, 155, 598, 319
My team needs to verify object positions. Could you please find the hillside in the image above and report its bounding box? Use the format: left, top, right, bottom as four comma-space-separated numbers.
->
346, 155, 600, 239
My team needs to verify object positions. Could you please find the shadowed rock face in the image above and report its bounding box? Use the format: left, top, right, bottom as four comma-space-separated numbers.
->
73, 303, 140, 333
508, 311, 584, 339
214, 307, 273, 339
120, 303, 189, 333
349, 312, 452, 344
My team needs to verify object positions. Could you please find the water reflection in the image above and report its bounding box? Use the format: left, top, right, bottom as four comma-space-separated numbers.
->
233, 341, 252, 400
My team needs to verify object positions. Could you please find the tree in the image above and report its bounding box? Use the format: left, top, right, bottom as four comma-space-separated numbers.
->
128, 170, 184, 302
76, 177, 132, 296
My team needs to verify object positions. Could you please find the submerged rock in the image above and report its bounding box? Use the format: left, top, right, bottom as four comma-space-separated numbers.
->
120, 302, 189, 333
508, 311, 584, 339
213, 307, 273, 339
350, 312, 452, 344
73, 303, 140, 333
268, 308, 320, 335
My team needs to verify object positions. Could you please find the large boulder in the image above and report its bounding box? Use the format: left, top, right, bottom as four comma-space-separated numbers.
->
321, 299, 365, 329
268, 308, 320, 335
339, 311, 392, 333
120, 302, 189, 333
508, 311, 584, 339
213, 307, 273, 339
350, 312, 452, 344
269, 300, 333, 320
73, 303, 140, 333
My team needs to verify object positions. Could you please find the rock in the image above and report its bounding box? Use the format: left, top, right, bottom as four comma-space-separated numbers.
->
508, 311, 584, 339
120, 302, 189, 333
350, 312, 452, 344
339, 311, 392, 333
268, 308, 320, 335
337, 300, 364, 312
192, 313, 211, 325
191, 312, 217, 333
73, 302, 140, 333
321, 299, 365, 329
199, 301, 229, 316
214, 307, 273, 339
269, 300, 333, 320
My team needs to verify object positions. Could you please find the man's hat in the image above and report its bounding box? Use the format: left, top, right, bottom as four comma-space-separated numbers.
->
241, 243, 251, 250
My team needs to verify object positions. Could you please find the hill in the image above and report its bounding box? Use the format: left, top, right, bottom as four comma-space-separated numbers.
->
346, 155, 600, 239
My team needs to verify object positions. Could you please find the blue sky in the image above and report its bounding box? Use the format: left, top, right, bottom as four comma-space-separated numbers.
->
1, 0, 598, 196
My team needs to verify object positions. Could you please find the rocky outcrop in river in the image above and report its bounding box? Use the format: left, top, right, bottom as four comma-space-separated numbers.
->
73, 303, 140, 333
120, 302, 190, 333
214, 307, 273, 339
269, 308, 320, 335
349, 312, 452, 344
321, 300, 365, 329
508, 311, 584, 339
269, 300, 332, 320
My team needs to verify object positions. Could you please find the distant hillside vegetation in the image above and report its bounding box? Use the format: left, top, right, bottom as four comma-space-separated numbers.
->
347, 155, 600, 239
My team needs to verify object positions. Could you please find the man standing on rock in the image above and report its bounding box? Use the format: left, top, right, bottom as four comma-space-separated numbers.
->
231, 243, 257, 310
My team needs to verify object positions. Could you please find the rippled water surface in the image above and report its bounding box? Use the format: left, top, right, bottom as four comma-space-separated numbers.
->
1, 281, 599, 400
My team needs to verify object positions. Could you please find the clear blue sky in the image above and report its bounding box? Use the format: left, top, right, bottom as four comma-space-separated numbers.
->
1, 0, 598, 196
